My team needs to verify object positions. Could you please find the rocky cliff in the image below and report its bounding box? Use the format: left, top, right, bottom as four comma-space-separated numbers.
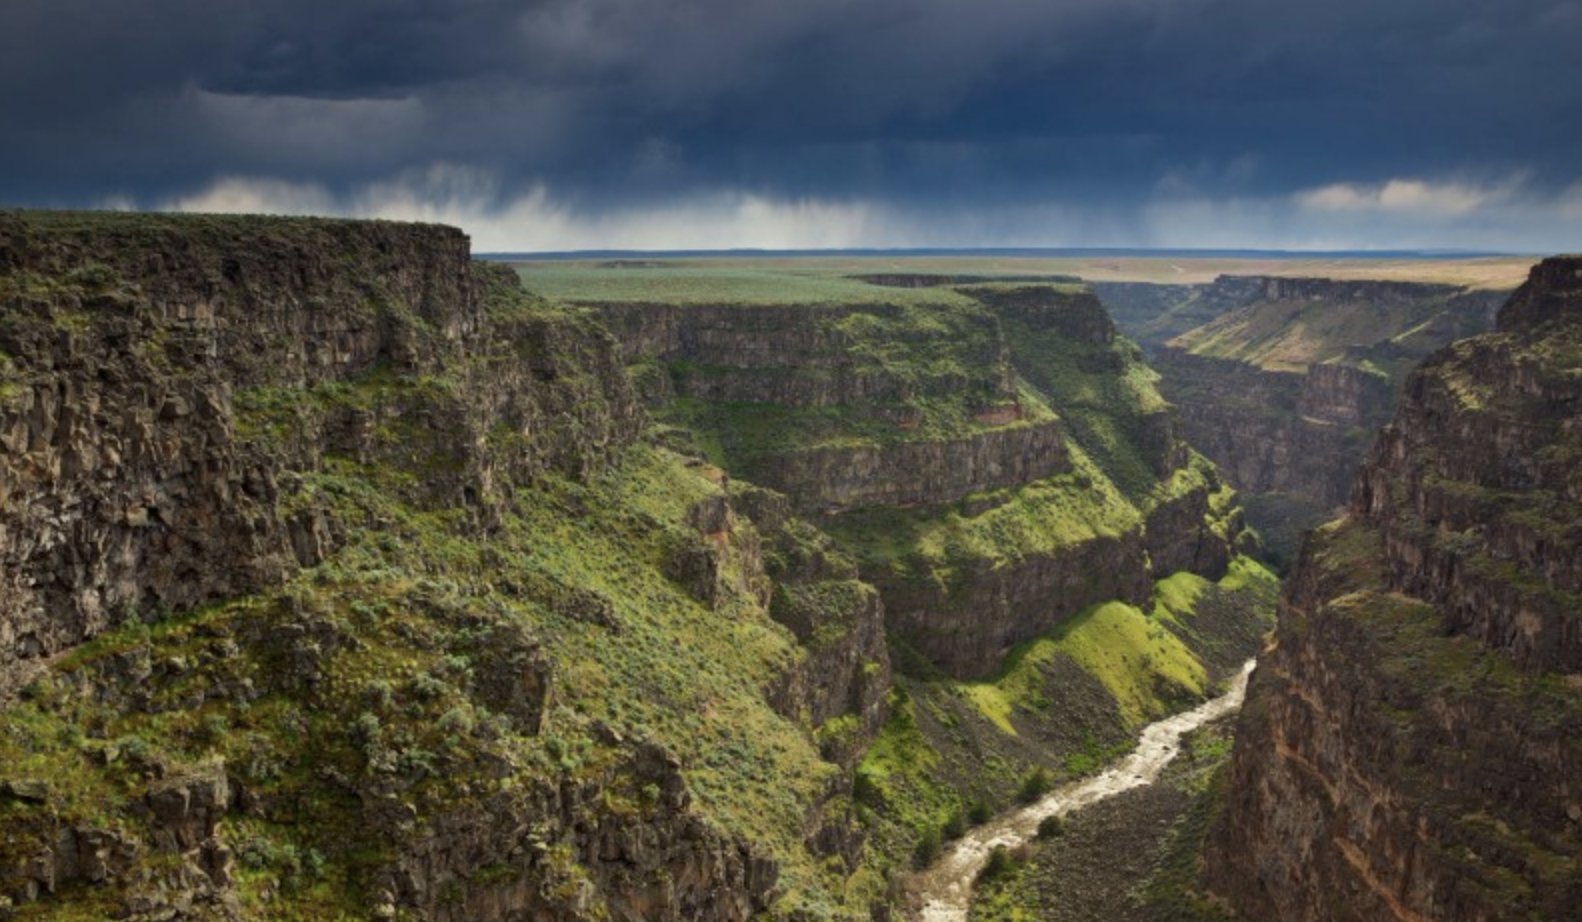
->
594, 299, 1067, 514
0, 212, 892, 921
1094, 276, 1267, 355
1144, 276, 1505, 565
1207, 257, 1582, 921
584, 283, 1252, 679
554, 268, 1278, 890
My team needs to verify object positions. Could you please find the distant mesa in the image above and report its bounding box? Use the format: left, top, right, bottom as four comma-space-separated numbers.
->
850, 272, 1081, 288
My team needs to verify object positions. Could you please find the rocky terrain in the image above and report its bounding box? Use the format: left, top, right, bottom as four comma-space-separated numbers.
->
1206, 257, 1582, 920
0, 213, 1290, 922
1093, 277, 1267, 355
588, 282, 1257, 679
563, 269, 1280, 897
0, 212, 895, 920
1126, 275, 1506, 565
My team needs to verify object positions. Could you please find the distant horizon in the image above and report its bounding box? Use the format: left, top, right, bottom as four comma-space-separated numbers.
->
487, 245, 1532, 261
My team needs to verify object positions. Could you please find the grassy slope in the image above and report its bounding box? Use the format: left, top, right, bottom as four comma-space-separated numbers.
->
0, 363, 875, 918
1170, 291, 1467, 373
825, 290, 1222, 595
854, 560, 1278, 872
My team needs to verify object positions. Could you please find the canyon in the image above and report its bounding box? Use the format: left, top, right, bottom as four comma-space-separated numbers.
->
1105, 275, 1508, 565
1207, 257, 1582, 921
0, 211, 1577, 922
0, 214, 1274, 921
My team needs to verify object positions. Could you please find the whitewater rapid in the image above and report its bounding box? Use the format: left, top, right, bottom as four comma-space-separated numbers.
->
912, 659, 1257, 922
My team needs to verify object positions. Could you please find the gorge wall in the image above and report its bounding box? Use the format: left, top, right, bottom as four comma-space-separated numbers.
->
1207, 257, 1582, 921
566, 270, 1278, 891
1128, 275, 1506, 565
587, 283, 1253, 680
0, 212, 892, 921
0, 215, 1282, 922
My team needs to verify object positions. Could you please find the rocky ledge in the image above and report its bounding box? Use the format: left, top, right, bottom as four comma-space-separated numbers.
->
1146, 276, 1504, 564
1207, 257, 1582, 921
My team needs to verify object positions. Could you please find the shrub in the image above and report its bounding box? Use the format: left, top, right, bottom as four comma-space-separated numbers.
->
976, 845, 1017, 884
913, 826, 943, 868
968, 800, 993, 824
942, 809, 967, 840
1036, 814, 1066, 840
1017, 767, 1052, 803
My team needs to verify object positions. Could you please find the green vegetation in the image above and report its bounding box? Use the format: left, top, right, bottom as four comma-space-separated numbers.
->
1172, 286, 1492, 374
854, 559, 1275, 875
0, 225, 1288, 919
0, 242, 897, 920
0, 437, 885, 917
999, 312, 1172, 499
641, 296, 1058, 478
515, 260, 1076, 307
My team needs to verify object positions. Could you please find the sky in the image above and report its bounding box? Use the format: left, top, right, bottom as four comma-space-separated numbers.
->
2, 0, 1581, 252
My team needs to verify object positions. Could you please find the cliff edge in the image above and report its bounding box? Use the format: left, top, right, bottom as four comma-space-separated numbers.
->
1207, 257, 1582, 921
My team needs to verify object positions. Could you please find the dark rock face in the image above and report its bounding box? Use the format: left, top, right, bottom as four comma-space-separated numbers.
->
1143, 276, 1504, 565
0, 214, 640, 687
748, 420, 1067, 514
1152, 351, 1377, 513
598, 284, 1248, 680
0, 212, 870, 922
1094, 276, 1267, 354
873, 531, 1155, 678
1207, 257, 1582, 922
593, 299, 1065, 513
377, 736, 778, 922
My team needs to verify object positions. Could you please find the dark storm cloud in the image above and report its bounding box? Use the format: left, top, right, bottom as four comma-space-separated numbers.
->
1, 0, 1579, 246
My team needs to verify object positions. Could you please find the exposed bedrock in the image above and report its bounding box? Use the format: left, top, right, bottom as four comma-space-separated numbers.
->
1138, 276, 1505, 565
0, 214, 640, 682
0, 212, 890, 921
1207, 256, 1582, 921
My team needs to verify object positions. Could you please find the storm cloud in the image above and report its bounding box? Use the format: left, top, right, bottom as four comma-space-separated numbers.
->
2, 0, 1580, 249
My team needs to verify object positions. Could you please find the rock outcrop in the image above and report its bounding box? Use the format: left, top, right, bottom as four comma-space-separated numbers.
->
0, 212, 888, 921
593, 299, 1066, 513
0, 213, 639, 687
1207, 257, 1582, 921
1094, 276, 1267, 354
1142, 276, 1505, 564
594, 283, 1251, 678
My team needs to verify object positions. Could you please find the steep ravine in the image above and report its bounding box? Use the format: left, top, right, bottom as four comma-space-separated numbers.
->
912, 660, 1255, 922
0, 213, 1281, 921
590, 284, 1258, 679
0, 213, 890, 920
573, 270, 1280, 901
1105, 275, 1506, 565
1206, 257, 1582, 921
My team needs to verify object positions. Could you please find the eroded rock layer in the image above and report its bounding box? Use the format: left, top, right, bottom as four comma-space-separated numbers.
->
1142, 275, 1505, 563
0, 212, 891, 921
593, 283, 1250, 678
1208, 257, 1582, 921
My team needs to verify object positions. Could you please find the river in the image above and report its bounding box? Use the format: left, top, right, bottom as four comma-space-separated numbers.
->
911, 659, 1257, 922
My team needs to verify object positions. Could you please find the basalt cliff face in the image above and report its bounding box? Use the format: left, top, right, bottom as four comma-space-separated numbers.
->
1207, 257, 1582, 921
0, 213, 892, 921
589, 285, 1251, 680
1139, 275, 1505, 565
594, 299, 1066, 515
0, 215, 636, 685
1093, 277, 1267, 355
